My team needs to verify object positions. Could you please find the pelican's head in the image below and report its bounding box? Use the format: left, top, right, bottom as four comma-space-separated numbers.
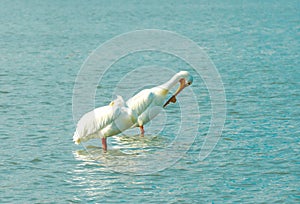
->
163, 71, 193, 108
178, 71, 193, 86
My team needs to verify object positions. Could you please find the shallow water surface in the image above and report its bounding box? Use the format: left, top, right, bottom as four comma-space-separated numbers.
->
1, 0, 299, 203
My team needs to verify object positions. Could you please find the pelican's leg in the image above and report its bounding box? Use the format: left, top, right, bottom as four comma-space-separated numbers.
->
139, 126, 145, 136
102, 137, 107, 152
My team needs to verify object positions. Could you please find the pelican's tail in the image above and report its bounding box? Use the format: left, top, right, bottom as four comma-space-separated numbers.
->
73, 131, 81, 144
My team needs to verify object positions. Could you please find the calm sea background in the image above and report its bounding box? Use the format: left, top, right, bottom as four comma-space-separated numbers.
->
1, 0, 299, 203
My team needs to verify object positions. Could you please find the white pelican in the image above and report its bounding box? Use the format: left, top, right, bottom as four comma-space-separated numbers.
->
73, 71, 193, 151
73, 96, 137, 151
126, 70, 193, 135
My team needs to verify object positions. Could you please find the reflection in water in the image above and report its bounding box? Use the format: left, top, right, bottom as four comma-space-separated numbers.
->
73, 127, 196, 175
70, 135, 170, 200
73, 135, 170, 173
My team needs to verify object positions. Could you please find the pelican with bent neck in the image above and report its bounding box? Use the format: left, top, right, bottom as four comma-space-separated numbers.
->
126, 70, 193, 135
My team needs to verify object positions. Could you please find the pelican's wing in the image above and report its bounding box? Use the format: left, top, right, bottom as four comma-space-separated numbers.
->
126, 89, 155, 116
73, 97, 123, 144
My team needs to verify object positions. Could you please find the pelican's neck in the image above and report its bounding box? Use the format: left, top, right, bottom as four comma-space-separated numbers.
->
159, 73, 181, 91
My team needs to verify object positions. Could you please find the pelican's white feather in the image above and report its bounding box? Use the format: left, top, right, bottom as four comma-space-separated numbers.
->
73, 96, 136, 144
126, 89, 155, 115
127, 87, 167, 127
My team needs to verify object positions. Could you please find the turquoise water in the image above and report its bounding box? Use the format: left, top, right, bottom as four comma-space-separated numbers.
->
1, 0, 299, 203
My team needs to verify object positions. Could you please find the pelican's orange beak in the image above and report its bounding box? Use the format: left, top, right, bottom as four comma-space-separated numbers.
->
163, 79, 188, 108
